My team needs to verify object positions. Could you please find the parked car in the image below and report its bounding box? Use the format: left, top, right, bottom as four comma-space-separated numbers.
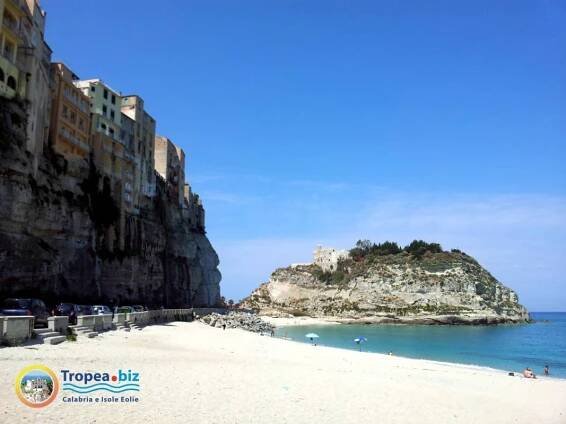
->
132, 305, 146, 312
92, 305, 112, 315
114, 306, 134, 314
55, 302, 80, 325
77, 305, 94, 316
0, 298, 49, 327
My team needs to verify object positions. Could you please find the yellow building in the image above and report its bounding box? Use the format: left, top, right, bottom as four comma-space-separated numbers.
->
0, 0, 28, 99
49, 63, 91, 159
1, 0, 52, 175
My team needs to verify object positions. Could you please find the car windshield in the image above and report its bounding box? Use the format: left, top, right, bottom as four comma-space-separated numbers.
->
3, 299, 31, 309
58, 303, 74, 313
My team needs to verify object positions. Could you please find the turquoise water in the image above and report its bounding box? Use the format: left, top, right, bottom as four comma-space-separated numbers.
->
277, 312, 566, 378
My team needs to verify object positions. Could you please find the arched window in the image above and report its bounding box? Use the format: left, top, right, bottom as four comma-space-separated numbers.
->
7, 76, 17, 90
0, 68, 5, 82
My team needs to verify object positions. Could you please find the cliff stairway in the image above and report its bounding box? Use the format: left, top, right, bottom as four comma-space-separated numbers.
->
33, 328, 66, 345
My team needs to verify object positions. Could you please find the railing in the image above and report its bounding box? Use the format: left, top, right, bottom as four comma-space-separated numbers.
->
59, 128, 89, 152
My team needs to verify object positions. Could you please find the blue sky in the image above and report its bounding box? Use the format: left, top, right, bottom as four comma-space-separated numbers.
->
43, 0, 565, 310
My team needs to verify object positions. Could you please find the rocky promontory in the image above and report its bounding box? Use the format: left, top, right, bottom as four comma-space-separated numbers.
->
241, 241, 530, 325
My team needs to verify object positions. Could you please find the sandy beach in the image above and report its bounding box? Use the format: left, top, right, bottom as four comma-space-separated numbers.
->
1, 321, 565, 424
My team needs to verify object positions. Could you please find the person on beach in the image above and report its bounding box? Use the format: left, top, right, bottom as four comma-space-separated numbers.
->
544, 365, 549, 376
523, 368, 536, 379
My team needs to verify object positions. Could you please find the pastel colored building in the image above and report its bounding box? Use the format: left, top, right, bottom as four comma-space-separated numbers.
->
0, 0, 27, 99
1, 0, 52, 174
74, 78, 130, 249
48, 62, 91, 159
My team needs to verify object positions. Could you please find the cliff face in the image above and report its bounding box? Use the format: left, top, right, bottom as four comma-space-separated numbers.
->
242, 249, 529, 325
0, 98, 221, 307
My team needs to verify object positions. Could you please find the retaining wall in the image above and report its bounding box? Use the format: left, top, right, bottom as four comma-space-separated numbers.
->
0, 316, 35, 346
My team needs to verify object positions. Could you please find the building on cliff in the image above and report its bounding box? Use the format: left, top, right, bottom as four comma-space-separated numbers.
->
155, 135, 185, 208
48, 63, 91, 160
120, 95, 156, 202
0, 0, 27, 99
0, 0, 52, 175
0, 0, 222, 308
313, 246, 350, 272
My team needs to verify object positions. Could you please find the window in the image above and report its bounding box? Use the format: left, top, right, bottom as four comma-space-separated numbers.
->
102, 105, 107, 115
101, 123, 107, 130
0, 68, 5, 82
109, 128, 115, 136
111, 94, 116, 104
62, 104, 69, 118
70, 111, 76, 123
103, 89, 108, 99
91, 86, 95, 92
6, 76, 17, 90
110, 110, 115, 120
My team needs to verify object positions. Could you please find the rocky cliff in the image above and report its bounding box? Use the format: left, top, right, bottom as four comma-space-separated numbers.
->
242, 243, 529, 325
0, 98, 221, 307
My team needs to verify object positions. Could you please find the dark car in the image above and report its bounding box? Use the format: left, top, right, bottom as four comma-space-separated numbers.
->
114, 306, 134, 314
0, 298, 49, 327
132, 305, 146, 312
55, 303, 80, 325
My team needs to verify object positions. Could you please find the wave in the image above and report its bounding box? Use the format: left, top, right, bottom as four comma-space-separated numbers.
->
62, 382, 140, 389
63, 387, 140, 394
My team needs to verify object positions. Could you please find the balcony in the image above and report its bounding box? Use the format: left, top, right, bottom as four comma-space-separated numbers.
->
58, 129, 89, 153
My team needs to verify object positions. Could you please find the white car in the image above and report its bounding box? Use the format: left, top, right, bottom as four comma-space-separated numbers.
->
92, 305, 112, 315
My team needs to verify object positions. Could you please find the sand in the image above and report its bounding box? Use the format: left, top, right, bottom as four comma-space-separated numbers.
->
1, 321, 565, 424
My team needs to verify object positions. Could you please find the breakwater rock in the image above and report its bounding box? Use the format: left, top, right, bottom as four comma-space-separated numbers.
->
199, 312, 274, 333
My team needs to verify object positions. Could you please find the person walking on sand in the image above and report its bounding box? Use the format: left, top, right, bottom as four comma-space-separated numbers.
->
544, 365, 549, 376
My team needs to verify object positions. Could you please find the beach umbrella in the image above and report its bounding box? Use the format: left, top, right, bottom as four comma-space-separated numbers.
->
305, 333, 319, 345
354, 336, 367, 351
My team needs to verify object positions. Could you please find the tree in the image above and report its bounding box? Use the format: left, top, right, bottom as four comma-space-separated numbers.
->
404, 240, 443, 258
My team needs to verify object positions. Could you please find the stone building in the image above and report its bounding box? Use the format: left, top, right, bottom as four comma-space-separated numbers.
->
48, 62, 91, 160
119, 112, 136, 212
313, 246, 350, 272
21, 0, 51, 174
121, 95, 156, 203
155, 135, 185, 208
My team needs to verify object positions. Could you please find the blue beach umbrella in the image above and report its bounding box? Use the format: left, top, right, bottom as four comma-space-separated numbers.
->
305, 333, 319, 345
354, 336, 367, 351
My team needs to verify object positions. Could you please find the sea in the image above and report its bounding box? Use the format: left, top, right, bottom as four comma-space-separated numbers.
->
276, 312, 566, 378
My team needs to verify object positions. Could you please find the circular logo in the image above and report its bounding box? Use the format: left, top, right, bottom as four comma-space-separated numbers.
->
15, 364, 59, 408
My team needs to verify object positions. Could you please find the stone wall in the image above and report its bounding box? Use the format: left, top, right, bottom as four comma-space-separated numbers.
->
0, 97, 221, 308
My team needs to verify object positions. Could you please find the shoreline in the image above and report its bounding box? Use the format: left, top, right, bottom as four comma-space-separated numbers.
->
270, 331, 566, 381
1, 321, 565, 423
260, 314, 530, 326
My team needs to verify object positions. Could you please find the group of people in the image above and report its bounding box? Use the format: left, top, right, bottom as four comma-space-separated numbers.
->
523, 365, 550, 379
